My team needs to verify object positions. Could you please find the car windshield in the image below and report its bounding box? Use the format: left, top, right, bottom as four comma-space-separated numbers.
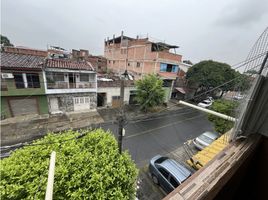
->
202, 101, 210, 104
198, 134, 214, 144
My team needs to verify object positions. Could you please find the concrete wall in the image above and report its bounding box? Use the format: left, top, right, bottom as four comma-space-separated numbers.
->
47, 92, 97, 113
98, 87, 136, 106
1, 111, 103, 146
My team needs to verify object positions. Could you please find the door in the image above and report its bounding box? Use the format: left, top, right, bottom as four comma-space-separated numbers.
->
73, 97, 90, 111
50, 97, 59, 113
9, 98, 38, 117
112, 96, 121, 108
97, 93, 106, 107
69, 73, 76, 88
158, 167, 174, 194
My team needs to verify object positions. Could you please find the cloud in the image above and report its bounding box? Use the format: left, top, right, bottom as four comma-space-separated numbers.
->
216, 0, 268, 28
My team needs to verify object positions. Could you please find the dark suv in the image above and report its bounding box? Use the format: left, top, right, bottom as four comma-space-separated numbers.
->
149, 155, 191, 194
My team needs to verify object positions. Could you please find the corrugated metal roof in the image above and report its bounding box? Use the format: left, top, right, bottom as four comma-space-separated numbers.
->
0, 52, 44, 69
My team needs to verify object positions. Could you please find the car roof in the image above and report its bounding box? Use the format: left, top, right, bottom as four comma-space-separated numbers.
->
202, 131, 219, 139
158, 158, 191, 183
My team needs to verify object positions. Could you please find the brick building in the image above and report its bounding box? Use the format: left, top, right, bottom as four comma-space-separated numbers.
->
104, 33, 183, 81
72, 49, 107, 73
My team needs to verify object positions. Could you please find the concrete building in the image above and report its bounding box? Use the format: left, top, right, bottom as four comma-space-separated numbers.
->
0, 51, 49, 119
104, 33, 182, 81
97, 77, 136, 108
43, 59, 97, 114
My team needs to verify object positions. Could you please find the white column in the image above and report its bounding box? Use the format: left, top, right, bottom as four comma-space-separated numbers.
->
22, 73, 28, 88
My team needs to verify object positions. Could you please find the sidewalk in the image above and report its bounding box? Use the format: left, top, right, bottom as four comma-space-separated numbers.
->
98, 101, 184, 122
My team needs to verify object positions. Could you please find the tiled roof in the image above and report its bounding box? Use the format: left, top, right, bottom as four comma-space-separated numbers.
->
45, 59, 94, 71
0, 52, 44, 69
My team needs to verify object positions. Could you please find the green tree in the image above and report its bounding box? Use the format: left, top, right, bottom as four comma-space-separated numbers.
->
186, 60, 237, 98
208, 100, 238, 134
135, 74, 165, 112
0, 129, 138, 200
1, 35, 13, 47
233, 71, 251, 92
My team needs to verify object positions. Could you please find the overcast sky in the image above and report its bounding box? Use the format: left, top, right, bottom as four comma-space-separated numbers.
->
1, 0, 268, 65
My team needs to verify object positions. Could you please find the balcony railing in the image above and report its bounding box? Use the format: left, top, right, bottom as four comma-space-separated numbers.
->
47, 82, 96, 89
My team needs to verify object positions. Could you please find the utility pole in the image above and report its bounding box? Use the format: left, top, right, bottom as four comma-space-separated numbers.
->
117, 31, 129, 153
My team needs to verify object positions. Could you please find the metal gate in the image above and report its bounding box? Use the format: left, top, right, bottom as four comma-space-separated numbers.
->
9, 98, 38, 117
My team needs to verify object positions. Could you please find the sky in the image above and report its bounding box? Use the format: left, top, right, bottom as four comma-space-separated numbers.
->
1, 0, 268, 66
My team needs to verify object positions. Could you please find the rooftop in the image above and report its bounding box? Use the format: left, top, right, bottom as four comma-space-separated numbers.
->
0, 52, 44, 70
44, 59, 94, 71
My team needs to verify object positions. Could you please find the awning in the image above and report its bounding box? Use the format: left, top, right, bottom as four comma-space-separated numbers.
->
175, 87, 186, 94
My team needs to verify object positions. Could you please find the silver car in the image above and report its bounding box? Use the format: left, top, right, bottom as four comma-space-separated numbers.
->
149, 155, 191, 194
193, 131, 219, 150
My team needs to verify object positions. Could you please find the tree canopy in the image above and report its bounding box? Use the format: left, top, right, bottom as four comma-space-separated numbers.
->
0, 129, 138, 200
208, 100, 238, 134
186, 60, 236, 91
1, 35, 13, 47
135, 74, 165, 112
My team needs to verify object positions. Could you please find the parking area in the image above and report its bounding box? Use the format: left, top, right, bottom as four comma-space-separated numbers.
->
136, 142, 198, 200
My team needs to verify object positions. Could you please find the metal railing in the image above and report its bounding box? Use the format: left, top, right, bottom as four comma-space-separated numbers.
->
47, 82, 96, 89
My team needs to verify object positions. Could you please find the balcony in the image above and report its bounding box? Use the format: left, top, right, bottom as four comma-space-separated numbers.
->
47, 81, 96, 89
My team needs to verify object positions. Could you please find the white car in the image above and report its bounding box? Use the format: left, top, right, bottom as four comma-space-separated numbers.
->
193, 131, 220, 150
233, 94, 244, 100
197, 99, 212, 108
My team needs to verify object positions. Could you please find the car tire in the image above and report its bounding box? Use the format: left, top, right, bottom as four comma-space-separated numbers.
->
152, 175, 159, 185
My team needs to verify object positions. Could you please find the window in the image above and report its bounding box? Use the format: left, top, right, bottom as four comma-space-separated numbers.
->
113, 61, 115, 64
85, 97, 90, 103
170, 176, 179, 188
80, 74, 89, 82
14, 73, 25, 89
26, 73, 40, 88
136, 62, 140, 67
46, 72, 64, 82
160, 63, 179, 73
158, 168, 169, 179
80, 98, 84, 103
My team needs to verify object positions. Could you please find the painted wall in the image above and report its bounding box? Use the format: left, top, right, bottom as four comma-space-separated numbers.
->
1, 70, 46, 96
38, 95, 49, 114
97, 87, 136, 106
1, 97, 11, 118
47, 92, 97, 113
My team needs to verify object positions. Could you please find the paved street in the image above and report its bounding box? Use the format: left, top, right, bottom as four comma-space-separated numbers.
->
100, 107, 214, 167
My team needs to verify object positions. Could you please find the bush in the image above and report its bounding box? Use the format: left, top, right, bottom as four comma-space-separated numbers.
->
0, 129, 138, 200
135, 74, 165, 112
208, 100, 238, 134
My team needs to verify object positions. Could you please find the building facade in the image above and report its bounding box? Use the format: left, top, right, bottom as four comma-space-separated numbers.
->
97, 78, 136, 108
104, 33, 182, 81
43, 59, 97, 114
1, 51, 49, 119
72, 49, 107, 73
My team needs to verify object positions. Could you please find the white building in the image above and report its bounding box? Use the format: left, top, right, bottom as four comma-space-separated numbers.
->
43, 59, 97, 114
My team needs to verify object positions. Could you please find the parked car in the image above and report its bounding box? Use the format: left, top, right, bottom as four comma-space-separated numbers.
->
193, 131, 220, 150
233, 94, 244, 100
197, 99, 213, 108
149, 155, 191, 194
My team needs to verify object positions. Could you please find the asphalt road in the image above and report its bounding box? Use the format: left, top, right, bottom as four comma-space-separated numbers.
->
100, 107, 214, 167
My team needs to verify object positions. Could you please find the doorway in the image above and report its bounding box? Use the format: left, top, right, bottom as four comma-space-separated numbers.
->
97, 93, 106, 107
69, 73, 76, 88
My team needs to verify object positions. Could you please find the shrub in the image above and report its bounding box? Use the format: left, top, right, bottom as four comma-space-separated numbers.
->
0, 129, 138, 199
